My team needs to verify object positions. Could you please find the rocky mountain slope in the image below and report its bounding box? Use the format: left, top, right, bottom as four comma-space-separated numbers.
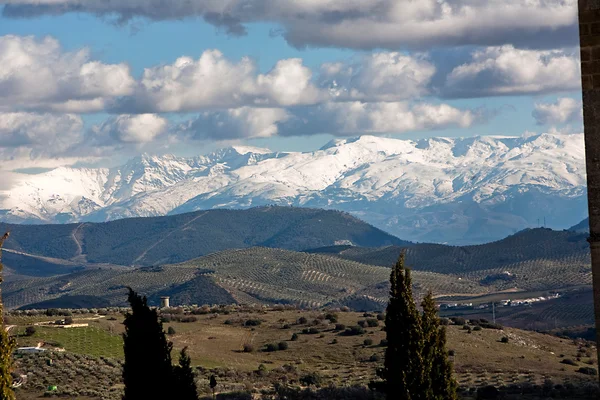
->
0, 133, 588, 244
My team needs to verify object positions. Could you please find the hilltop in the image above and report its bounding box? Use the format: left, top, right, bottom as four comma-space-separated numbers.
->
0, 206, 406, 270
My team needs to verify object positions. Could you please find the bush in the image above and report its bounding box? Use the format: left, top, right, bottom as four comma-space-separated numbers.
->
278, 341, 289, 351
282, 324, 291, 329
302, 327, 320, 335
325, 313, 338, 323
357, 320, 367, 328
243, 344, 254, 353
376, 313, 385, 321
379, 339, 388, 347
342, 326, 366, 336
299, 372, 322, 387
369, 354, 380, 362
500, 336, 509, 343
167, 326, 176, 335
244, 319, 261, 326
451, 317, 466, 325
363, 339, 373, 346
291, 333, 299, 341
577, 367, 597, 375
473, 326, 482, 331
334, 324, 346, 331
25, 326, 36, 336
64, 317, 74, 325
181, 316, 198, 323
264, 343, 278, 352
366, 319, 379, 327
331, 339, 338, 344
297, 317, 308, 325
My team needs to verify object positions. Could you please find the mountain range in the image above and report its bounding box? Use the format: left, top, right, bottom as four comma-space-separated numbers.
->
0, 133, 588, 244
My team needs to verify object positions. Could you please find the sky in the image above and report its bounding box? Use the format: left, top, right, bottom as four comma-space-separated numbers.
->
0, 0, 585, 172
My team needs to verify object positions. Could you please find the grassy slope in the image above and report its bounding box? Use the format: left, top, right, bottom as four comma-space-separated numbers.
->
10, 309, 599, 400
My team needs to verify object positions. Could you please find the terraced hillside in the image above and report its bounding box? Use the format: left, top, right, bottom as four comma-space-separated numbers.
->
3, 248, 484, 310
308, 228, 592, 292
0, 206, 408, 271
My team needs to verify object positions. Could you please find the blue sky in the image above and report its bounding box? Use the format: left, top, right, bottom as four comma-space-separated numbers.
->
0, 1, 584, 168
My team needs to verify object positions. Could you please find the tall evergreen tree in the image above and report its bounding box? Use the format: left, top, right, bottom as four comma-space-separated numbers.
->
376, 251, 425, 400
122, 288, 174, 400
0, 233, 15, 400
421, 292, 458, 400
173, 347, 198, 400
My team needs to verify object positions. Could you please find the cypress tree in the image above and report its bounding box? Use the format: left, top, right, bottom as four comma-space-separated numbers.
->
421, 291, 458, 400
173, 347, 198, 400
0, 233, 15, 400
430, 326, 458, 399
122, 288, 173, 400
376, 251, 425, 400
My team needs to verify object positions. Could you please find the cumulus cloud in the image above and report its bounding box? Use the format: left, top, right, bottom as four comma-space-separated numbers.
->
180, 107, 290, 140
443, 46, 580, 98
532, 98, 583, 126
0, 35, 135, 112
0, 112, 83, 156
1, 1, 578, 50
115, 50, 323, 113
92, 114, 168, 144
278, 102, 478, 136
320, 52, 435, 101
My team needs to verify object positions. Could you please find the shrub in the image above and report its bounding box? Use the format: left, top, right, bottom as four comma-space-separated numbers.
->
282, 324, 291, 329
64, 317, 74, 325
500, 336, 509, 343
25, 326, 36, 336
379, 339, 388, 347
299, 372, 322, 387
244, 319, 261, 326
278, 342, 289, 351
291, 333, 299, 341
363, 339, 373, 346
357, 320, 367, 328
577, 367, 597, 375
325, 313, 338, 323
334, 324, 346, 331
331, 339, 338, 344
369, 354, 380, 362
342, 326, 366, 336
302, 327, 320, 335
376, 313, 385, 321
297, 317, 308, 325
243, 344, 254, 353
366, 319, 379, 327
462, 324, 470, 330
181, 316, 197, 323
264, 343, 278, 352
256, 364, 268, 376
167, 327, 176, 335
451, 317, 466, 325
473, 326, 482, 331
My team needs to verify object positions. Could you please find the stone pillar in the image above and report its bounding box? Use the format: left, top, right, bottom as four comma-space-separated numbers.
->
160, 296, 170, 308
579, 0, 600, 379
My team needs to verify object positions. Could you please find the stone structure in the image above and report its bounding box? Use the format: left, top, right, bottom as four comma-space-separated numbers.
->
579, 0, 600, 378
160, 296, 170, 308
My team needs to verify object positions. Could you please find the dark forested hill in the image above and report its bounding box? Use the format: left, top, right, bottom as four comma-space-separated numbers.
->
0, 206, 408, 269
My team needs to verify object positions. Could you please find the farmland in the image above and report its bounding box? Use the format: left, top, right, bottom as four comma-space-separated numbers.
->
7, 307, 600, 399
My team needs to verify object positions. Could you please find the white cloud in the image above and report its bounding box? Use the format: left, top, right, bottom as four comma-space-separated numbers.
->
1, 1, 578, 50
533, 98, 583, 126
0, 112, 83, 157
93, 114, 168, 144
180, 107, 290, 140
117, 50, 322, 113
444, 45, 580, 97
0, 35, 135, 112
320, 52, 435, 101
280, 102, 477, 136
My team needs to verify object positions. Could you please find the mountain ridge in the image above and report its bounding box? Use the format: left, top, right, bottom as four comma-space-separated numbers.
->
0, 133, 588, 244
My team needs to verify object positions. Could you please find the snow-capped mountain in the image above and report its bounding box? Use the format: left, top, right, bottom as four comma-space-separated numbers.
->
0, 133, 588, 244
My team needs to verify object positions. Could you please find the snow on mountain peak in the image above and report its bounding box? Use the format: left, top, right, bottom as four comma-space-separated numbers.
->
0, 133, 587, 244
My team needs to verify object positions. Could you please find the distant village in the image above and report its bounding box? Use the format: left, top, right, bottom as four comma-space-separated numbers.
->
440, 293, 562, 311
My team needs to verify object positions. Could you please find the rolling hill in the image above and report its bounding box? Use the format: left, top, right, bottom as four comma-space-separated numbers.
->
0, 206, 407, 271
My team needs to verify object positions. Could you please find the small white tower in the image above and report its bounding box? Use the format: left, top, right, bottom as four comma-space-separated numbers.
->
160, 296, 170, 308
